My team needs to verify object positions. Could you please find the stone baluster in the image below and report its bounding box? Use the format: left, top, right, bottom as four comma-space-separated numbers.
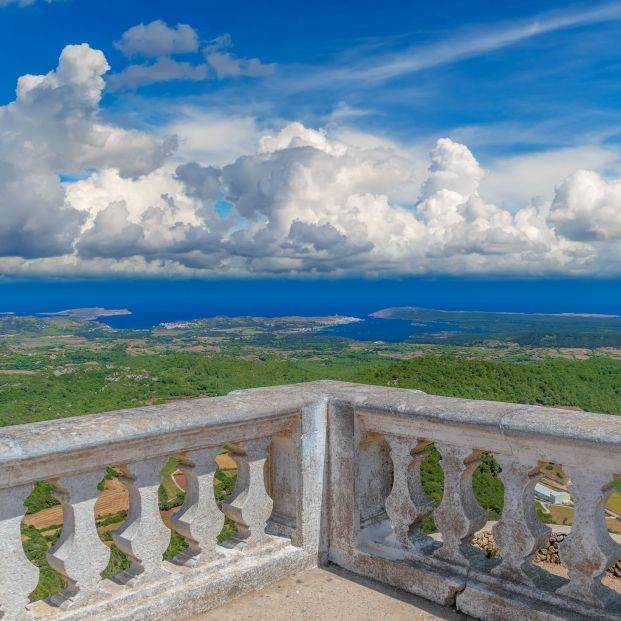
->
556, 468, 621, 606
0, 485, 40, 620
222, 437, 274, 548
433, 444, 487, 566
46, 472, 110, 608
384, 436, 435, 548
112, 457, 171, 585
171, 447, 224, 565
491, 457, 550, 584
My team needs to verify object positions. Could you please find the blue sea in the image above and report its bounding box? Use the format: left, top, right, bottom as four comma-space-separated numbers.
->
1, 278, 620, 341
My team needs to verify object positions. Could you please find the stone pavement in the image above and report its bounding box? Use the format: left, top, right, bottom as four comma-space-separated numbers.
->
191, 566, 473, 621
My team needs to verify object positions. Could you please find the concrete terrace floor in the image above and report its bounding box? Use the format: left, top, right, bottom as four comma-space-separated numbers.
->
191, 566, 473, 621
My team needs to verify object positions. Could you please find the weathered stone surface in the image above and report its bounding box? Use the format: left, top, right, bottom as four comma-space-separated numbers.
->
46, 471, 111, 608
112, 457, 172, 585
384, 436, 434, 548
335, 549, 466, 608
491, 458, 550, 585
171, 447, 224, 566
191, 566, 470, 621
294, 400, 327, 558
433, 445, 487, 566
457, 581, 611, 621
28, 540, 312, 621
222, 437, 274, 548
0, 485, 39, 621
556, 469, 621, 607
0, 381, 620, 621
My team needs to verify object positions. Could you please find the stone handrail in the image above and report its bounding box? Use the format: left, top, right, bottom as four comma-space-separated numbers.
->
1, 380, 620, 621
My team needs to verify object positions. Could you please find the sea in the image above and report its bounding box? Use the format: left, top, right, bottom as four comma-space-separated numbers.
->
1, 277, 620, 342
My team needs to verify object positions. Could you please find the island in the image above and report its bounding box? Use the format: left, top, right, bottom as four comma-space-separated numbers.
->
39, 308, 132, 321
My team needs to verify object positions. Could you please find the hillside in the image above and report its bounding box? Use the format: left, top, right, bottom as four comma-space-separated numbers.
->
3, 353, 621, 426
354, 355, 621, 415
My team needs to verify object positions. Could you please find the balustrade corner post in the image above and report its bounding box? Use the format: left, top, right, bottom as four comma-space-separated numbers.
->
171, 446, 224, 566
112, 457, 171, 585
222, 437, 274, 549
556, 468, 621, 607
45, 471, 110, 608
491, 457, 550, 584
433, 444, 487, 566
0, 485, 40, 620
384, 436, 435, 549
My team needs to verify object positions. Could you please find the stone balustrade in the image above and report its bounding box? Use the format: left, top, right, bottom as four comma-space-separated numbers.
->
1, 380, 620, 621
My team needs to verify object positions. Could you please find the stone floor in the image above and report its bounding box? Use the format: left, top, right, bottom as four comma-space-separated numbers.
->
191, 566, 473, 621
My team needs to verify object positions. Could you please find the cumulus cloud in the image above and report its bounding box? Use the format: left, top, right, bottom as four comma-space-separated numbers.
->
66, 167, 228, 268
114, 20, 199, 58
1, 43, 620, 276
175, 163, 221, 202
0, 163, 82, 258
210, 125, 591, 274
6, 44, 172, 176
76, 199, 221, 263
549, 170, 621, 241
0, 44, 174, 259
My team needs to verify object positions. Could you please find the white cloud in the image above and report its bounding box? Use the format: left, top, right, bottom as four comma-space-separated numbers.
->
549, 169, 621, 241
114, 20, 199, 58
211, 125, 592, 275
163, 109, 261, 166
480, 146, 621, 210
204, 34, 275, 79
259, 122, 347, 156
1, 43, 620, 276
0, 162, 81, 258
66, 167, 227, 268
0, 44, 174, 259
109, 24, 274, 91
206, 52, 274, 78
5, 44, 171, 176
421, 138, 484, 198
107, 57, 208, 91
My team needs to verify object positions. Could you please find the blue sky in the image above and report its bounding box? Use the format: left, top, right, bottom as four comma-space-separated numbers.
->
1, 0, 621, 277
2, 0, 620, 153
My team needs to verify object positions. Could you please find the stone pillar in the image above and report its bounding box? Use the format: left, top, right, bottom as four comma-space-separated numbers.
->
46, 472, 110, 608
384, 436, 434, 548
433, 444, 487, 566
0, 485, 40, 620
222, 437, 274, 548
112, 457, 171, 584
491, 457, 550, 584
556, 468, 621, 606
171, 447, 224, 565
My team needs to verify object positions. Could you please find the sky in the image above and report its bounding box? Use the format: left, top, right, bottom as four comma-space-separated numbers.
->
1, 0, 621, 279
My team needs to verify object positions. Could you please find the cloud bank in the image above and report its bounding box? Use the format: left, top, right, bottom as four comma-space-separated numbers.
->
1, 44, 620, 277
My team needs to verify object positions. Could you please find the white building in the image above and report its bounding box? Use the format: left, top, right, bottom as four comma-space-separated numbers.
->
535, 483, 572, 505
